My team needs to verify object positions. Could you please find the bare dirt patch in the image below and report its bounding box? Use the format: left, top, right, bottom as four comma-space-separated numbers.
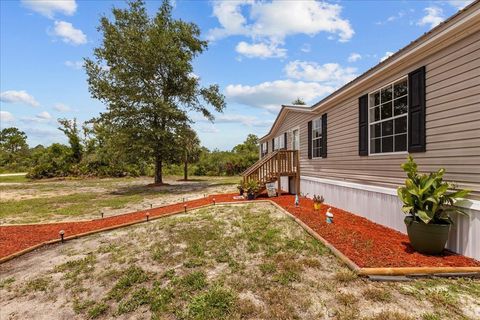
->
1, 203, 478, 319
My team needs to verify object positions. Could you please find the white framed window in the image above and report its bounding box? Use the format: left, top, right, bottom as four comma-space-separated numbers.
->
291, 128, 299, 151
273, 134, 285, 151
311, 118, 322, 158
368, 77, 408, 155
261, 142, 268, 157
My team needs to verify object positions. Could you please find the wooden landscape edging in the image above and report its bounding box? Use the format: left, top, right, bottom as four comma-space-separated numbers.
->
0, 195, 214, 227
0, 203, 214, 264
254, 200, 480, 278
1, 197, 480, 278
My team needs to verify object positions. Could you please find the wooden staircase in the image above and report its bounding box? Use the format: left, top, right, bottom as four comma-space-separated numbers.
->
242, 150, 300, 195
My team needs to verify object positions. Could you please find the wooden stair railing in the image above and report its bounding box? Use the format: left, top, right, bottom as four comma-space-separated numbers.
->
242, 150, 299, 194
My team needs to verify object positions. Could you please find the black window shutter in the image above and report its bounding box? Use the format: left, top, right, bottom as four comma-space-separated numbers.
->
358, 94, 369, 156
307, 120, 312, 159
283, 132, 287, 149
272, 138, 275, 151
321, 113, 327, 158
408, 66, 426, 153
266, 141, 268, 154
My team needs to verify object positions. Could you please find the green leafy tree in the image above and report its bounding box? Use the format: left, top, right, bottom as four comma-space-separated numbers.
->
0, 127, 28, 154
232, 134, 259, 171
27, 143, 72, 179
0, 127, 30, 171
58, 118, 83, 163
291, 98, 306, 105
84, 0, 225, 184
194, 134, 259, 176
82, 120, 151, 177
175, 125, 201, 180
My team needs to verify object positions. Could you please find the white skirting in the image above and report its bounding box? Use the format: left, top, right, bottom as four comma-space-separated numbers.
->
280, 176, 289, 192
300, 176, 480, 261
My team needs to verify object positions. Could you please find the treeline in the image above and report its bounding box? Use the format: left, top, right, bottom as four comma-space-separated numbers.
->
0, 124, 259, 179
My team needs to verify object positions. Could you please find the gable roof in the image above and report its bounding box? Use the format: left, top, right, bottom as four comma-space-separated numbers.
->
259, 0, 480, 141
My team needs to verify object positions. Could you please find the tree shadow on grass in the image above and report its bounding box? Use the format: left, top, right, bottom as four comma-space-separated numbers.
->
108, 179, 236, 197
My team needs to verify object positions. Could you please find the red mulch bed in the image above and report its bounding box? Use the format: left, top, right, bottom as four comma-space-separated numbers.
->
270, 195, 480, 268
1, 193, 479, 268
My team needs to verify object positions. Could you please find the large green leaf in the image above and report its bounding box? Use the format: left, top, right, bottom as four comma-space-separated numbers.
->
420, 176, 435, 194
449, 189, 471, 199
417, 210, 432, 224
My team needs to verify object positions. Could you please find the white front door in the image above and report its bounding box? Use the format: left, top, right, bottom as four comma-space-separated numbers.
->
292, 129, 299, 150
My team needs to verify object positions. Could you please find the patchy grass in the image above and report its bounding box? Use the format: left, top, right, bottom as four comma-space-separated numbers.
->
107, 266, 149, 302
0, 277, 15, 290
87, 302, 109, 319
0, 175, 237, 224
24, 276, 52, 292
0, 192, 145, 223
363, 287, 392, 302
187, 286, 236, 320
364, 310, 415, 320
0, 174, 28, 183
334, 268, 358, 283
1, 203, 479, 319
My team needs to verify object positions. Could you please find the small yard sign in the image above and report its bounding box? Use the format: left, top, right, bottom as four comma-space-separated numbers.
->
266, 182, 277, 197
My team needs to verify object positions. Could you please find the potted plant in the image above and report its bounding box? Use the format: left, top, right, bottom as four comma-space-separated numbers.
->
397, 156, 470, 255
313, 195, 324, 210
245, 180, 260, 200
237, 180, 245, 196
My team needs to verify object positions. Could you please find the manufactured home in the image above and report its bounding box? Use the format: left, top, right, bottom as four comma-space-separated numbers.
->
243, 2, 480, 260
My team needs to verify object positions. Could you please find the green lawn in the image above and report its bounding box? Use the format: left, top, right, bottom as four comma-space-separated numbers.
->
0, 175, 238, 224
0, 174, 29, 183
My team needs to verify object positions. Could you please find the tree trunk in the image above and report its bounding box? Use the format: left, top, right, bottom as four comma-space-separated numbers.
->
154, 155, 163, 184
183, 152, 188, 181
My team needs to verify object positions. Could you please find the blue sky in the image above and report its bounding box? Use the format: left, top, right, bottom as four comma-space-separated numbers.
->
0, 0, 472, 150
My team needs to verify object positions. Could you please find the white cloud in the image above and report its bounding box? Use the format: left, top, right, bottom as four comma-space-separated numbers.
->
0, 90, 40, 107
37, 111, 53, 120
376, 10, 407, 25
418, 7, 444, 29
300, 43, 311, 53
194, 113, 274, 128
348, 53, 361, 63
216, 114, 274, 127
52, 20, 87, 45
284, 61, 357, 86
208, 0, 354, 55
225, 80, 334, 112
380, 51, 394, 62
235, 41, 286, 59
208, 0, 251, 40
64, 60, 83, 70
196, 124, 220, 134
0, 111, 15, 123
446, 1, 474, 9
22, 0, 77, 18
53, 103, 71, 112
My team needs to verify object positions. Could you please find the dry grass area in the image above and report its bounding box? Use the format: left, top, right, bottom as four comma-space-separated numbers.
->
1, 203, 479, 320
0, 176, 238, 224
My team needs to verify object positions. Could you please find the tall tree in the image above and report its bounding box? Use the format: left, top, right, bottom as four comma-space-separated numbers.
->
0, 127, 28, 154
85, 0, 225, 184
0, 127, 30, 171
58, 118, 83, 163
291, 98, 306, 105
175, 125, 201, 180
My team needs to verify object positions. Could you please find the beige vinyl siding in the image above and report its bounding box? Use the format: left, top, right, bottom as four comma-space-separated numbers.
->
260, 30, 480, 199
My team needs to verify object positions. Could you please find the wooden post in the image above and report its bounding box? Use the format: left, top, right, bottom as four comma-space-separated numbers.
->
277, 173, 281, 196
295, 151, 300, 195
275, 153, 279, 195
